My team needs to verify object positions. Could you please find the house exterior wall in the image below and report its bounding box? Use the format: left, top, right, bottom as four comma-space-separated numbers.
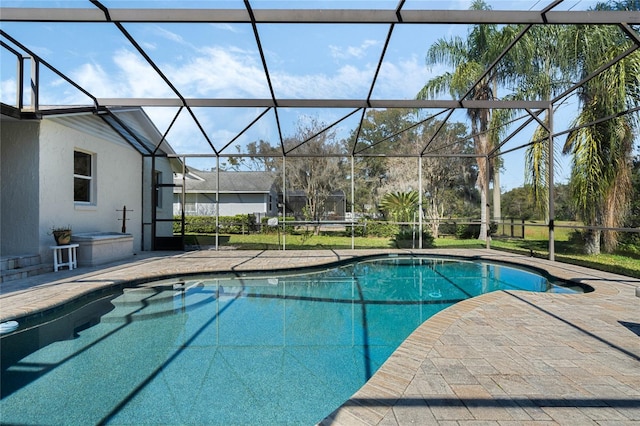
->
174, 190, 277, 218
218, 193, 271, 217
1, 120, 41, 256
38, 119, 143, 262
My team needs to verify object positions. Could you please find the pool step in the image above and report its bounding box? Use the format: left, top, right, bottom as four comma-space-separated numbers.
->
0, 254, 51, 283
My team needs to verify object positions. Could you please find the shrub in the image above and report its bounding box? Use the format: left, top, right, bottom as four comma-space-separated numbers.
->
174, 214, 258, 234
350, 220, 399, 238
438, 222, 458, 236
453, 222, 498, 239
618, 232, 640, 255
394, 227, 435, 248
567, 229, 585, 245
455, 224, 478, 239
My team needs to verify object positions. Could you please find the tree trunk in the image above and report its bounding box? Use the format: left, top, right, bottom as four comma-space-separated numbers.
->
584, 228, 601, 255
474, 125, 489, 242
426, 198, 441, 238
478, 185, 488, 241
493, 167, 501, 221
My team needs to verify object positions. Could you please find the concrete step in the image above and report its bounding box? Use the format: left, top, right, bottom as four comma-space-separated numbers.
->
1, 254, 42, 271
1, 263, 52, 283
1, 254, 50, 283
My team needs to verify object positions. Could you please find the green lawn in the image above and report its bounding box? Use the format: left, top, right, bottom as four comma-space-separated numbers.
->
182, 231, 640, 279
184, 233, 394, 250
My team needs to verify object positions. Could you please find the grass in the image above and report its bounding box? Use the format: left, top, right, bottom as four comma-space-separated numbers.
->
182, 230, 640, 279
184, 233, 394, 250
488, 238, 640, 279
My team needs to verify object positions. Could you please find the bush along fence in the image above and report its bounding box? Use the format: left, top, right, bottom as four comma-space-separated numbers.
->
174, 215, 516, 241
174, 215, 297, 235
174, 215, 257, 234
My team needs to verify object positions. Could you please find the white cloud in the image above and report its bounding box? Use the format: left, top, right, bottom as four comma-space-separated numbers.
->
0, 77, 17, 105
70, 50, 173, 99
153, 26, 189, 46
272, 64, 372, 99
375, 55, 449, 99
71, 62, 116, 97
376, 56, 426, 99
329, 39, 380, 60
66, 39, 430, 103
168, 46, 271, 98
141, 41, 157, 51
113, 50, 174, 98
60, 42, 445, 153
210, 23, 242, 33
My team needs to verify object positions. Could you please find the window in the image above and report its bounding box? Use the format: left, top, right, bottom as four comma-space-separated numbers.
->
74, 150, 94, 203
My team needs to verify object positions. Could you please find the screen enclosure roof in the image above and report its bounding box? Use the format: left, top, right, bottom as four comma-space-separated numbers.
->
1, 1, 639, 160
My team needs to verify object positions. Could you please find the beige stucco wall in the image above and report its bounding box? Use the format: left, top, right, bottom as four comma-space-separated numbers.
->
1, 120, 41, 256
38, 119, 143, 262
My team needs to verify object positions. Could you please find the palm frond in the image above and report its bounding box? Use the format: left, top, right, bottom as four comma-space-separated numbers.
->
379, 191, 420, 223
417, 73, 454, 100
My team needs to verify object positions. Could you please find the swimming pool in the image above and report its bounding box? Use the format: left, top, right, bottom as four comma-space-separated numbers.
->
0, 256, 583, 425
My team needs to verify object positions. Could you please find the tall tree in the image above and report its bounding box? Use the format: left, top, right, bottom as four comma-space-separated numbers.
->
372, 119, 475, 237
484, 0, 638, 254
348, 109, 476, 232
346, 108, 417, 213
562, 14, 640, 254
284, 117, 344, 230
508, 23, 575, 222
421, 122, 477, 237
417, 0, 509, 240
226, 140, 280, 172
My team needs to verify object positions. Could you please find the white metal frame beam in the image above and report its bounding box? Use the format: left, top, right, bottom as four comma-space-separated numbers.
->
94, 98, 551, 109
2, 8, 639, 25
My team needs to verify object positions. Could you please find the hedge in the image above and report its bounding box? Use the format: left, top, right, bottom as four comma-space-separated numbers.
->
349, 220, 399, 238
174, 214, 258, 234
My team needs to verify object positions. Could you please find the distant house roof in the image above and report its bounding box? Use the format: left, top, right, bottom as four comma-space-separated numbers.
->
175, 170, 277, 194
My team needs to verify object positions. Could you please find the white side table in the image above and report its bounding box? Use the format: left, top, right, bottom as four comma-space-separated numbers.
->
50, 244, 79, 272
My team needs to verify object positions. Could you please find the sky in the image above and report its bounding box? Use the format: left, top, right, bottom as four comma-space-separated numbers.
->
1, 0, 630, 191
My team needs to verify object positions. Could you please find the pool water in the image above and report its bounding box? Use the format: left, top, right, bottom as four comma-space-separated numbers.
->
0, 256, 580, 425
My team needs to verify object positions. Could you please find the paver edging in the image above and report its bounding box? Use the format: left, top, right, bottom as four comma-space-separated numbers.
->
321, 290, 507, 425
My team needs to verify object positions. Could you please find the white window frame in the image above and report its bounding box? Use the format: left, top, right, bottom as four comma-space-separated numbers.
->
74, 149, 96, 205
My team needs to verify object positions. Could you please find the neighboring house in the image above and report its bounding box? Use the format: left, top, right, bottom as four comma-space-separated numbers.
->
1, 104, 177, 277
173, 170, 279, 219
173, 169, 347, 222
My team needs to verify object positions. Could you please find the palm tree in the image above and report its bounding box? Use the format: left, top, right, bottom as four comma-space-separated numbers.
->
417, 0, 510, 240
511, 1, 638, 255
562, 10, 640, 254
504, 24, 569, 222
379, 191, 419, 223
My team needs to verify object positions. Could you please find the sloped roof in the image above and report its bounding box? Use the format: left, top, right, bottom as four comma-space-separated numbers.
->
43, 107, 176, 156
176, 170, 277, 194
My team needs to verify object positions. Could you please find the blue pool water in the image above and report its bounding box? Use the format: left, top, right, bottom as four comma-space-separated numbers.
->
0, 256, 581, 425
